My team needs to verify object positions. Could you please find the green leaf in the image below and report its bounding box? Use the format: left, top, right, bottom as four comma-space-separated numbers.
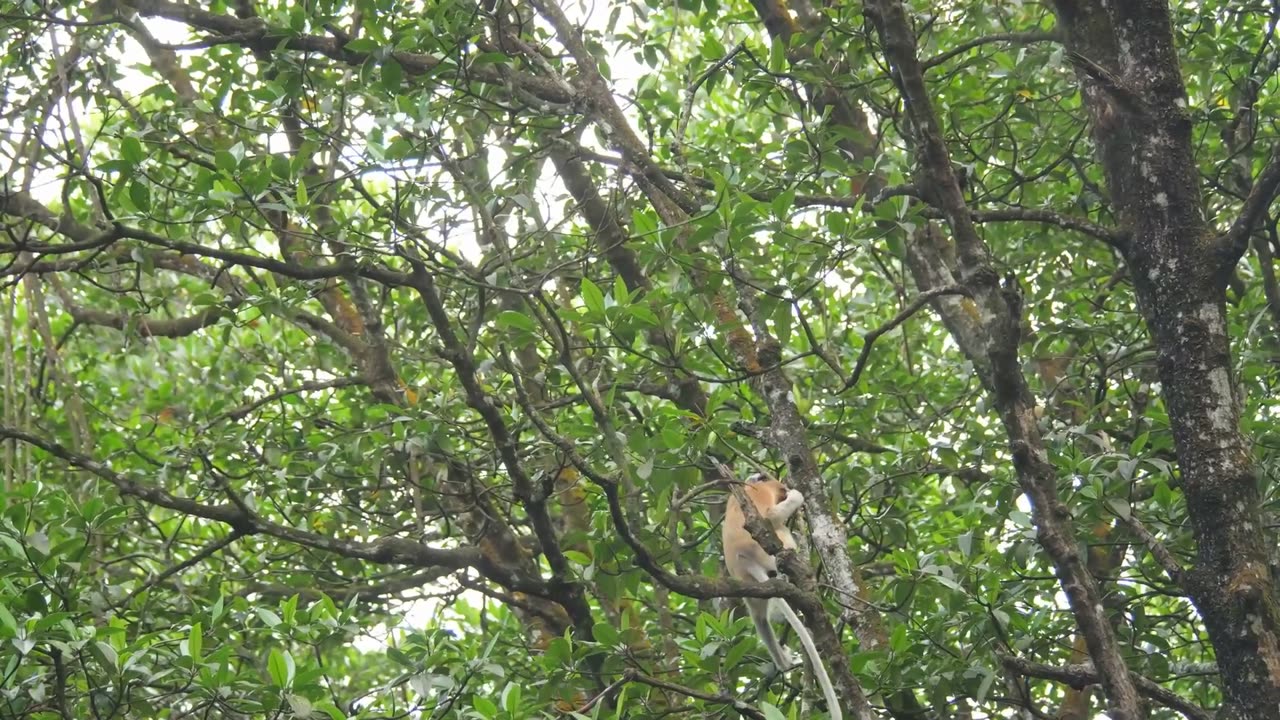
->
314, 702, 345, 720
381, 57, 404, 92
592, 621, 619, 646
270, 153, 292, 179
502, 682, 522, 713
497, 310, 536, 332
387, 646, 415, 668
636, 455, 654, 480
660, 424, 684, 449
613, 275, 630, 305
890, 623, 909, 653
0, 534, 23, 558
267, 648, 295, 687
344, 37, 378, 53
185, 622, 203, 663
129, 181, 151, 213
214, 150, 237, 173
581, 278, 605, 315
771, 186, 796, 220
120, 136, 146, 165
472, 695, 498, 718
762, 702, 788, 720
629, 305, 659, 326
282, 594, 299, 625
94, 641, 119, 671
286, 693, 313, 718
257, 608, 283, 628
0, 603, 17, 637
1130, 431, 1150, 454
564, 550, 592, 565
470, 51, 510, 67
1106, 498, 1131, 520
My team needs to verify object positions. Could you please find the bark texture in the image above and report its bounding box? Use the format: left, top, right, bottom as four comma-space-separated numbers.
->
1052, 2, 1280, 717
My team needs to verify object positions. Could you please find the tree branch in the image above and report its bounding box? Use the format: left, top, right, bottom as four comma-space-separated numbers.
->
865, 2, 1146, 716
960, 208, 1127, 248
998, 654, 1211, 720
921, 31, 1058, 70
239, 567, 456, 603
620, 669, 768, 720
403, 257, 596, 640
1223, 144, 1280, 265
200, 377, 366, 429
50, 287, 232, 338
115, 530, 244, 609
840, 285, 970, 392
1115, 511, 1185, 585
124, 0, 574, 105
0, 424, 554, 593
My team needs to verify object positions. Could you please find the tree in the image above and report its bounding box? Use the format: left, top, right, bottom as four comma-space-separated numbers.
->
1, 0, 1277, 718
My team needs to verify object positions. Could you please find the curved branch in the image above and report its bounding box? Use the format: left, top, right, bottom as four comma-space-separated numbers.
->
124, 0, 574, 104
240, 567, 456, 603
53, 293, 232, 337
0, 425, 553, 595
0, 190, 118, 247
998, 654, 1211, 720
1116, 511, 1186, 585
115, 530, 244, 609
619, 669, 768, 720
403, 258, 597, 640
840, 284, 970, 392
1223, 144, 1280, 266
921, 31, 1058, 70
0, 190, 417, 287
201, 377, 365, 429
961, 208, 1128, 248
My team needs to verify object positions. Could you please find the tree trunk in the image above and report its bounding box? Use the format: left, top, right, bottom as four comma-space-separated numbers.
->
1053, 2, 1280, 716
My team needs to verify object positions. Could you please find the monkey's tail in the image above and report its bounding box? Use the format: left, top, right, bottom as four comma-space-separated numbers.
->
777, 601, 842, 720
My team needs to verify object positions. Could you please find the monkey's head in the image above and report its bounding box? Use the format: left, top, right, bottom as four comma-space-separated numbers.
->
744, 473, 789, 504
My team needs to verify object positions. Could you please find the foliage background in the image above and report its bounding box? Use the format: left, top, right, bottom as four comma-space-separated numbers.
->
1, 1, 1277, 718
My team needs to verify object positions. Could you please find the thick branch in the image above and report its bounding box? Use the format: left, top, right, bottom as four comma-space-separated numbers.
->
0, 189, 116, 247
53, 292, 231, 337
528, 0, 698, 216
998, 655, 1210, 720
865, 2, 1146, 717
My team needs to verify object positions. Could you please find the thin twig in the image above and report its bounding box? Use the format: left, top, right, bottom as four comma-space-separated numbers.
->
621, 669, 769, 720
840, 285, 970, 392
199, 376, 365, 430
115, 530, 244, 610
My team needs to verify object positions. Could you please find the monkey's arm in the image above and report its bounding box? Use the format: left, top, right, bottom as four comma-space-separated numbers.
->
766, 489, 804, 523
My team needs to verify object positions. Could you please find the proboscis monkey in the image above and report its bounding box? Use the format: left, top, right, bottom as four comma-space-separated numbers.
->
723, 473, 841, 720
